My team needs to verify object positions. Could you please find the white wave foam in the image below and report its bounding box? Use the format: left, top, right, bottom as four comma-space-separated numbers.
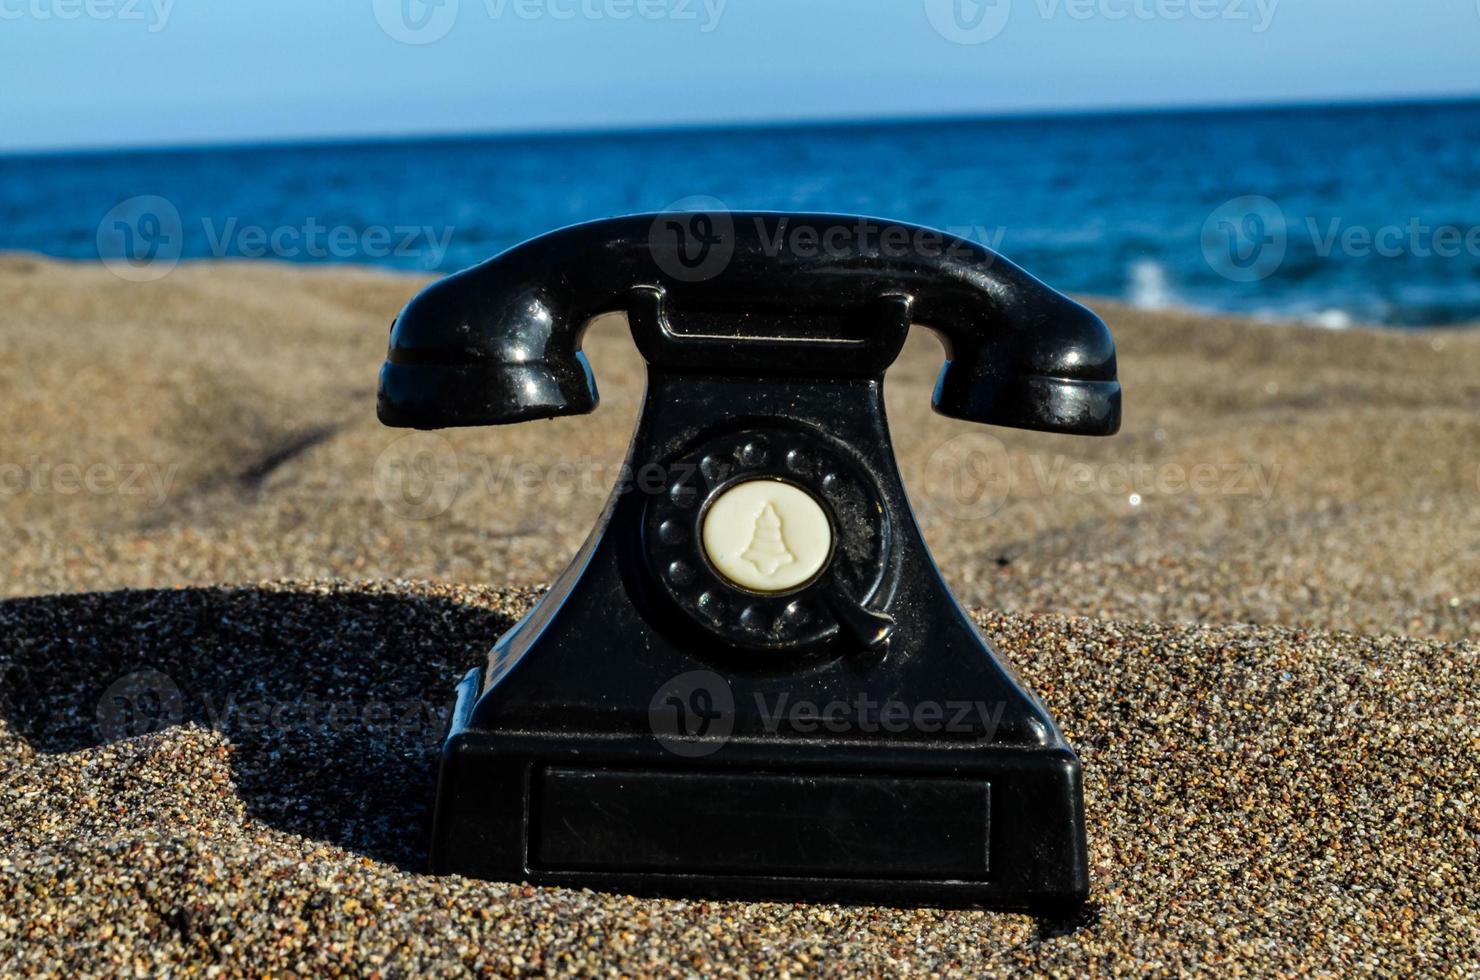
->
1127, 259, 1174, 311
1304, 308, 1354, 330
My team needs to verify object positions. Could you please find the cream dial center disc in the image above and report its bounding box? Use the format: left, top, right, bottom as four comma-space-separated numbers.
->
701, 479, 833, 593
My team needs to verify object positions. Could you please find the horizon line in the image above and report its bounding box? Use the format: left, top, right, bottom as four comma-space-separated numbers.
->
4, 91, 1478, 160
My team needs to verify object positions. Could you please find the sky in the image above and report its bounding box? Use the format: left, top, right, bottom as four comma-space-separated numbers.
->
2, 0, 1477, 152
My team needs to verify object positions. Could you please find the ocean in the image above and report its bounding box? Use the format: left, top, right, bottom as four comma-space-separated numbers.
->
4, 98, 1479, 328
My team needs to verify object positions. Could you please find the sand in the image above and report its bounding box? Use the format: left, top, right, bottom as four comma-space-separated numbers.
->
1, 255, 1477, 974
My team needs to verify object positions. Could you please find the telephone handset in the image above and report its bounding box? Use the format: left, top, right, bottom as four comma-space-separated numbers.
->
378, 211, 1119, 434
379, 212, 1120, 911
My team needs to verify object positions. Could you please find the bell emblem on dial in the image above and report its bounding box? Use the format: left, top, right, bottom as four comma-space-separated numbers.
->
742, 502, 794, 576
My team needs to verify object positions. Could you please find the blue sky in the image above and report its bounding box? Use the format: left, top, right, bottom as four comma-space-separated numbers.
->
3, 0, 1477, 151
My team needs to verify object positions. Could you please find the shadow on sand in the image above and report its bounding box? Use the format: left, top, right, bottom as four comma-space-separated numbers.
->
0, 583, 1095, 932
0, 584, 517, 871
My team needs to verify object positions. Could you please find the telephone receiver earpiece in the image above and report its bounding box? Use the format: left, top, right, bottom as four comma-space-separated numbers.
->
377, 212, 1121, 436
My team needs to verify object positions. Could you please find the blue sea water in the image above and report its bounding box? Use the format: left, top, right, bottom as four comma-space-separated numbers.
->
3, 99, 1479, 328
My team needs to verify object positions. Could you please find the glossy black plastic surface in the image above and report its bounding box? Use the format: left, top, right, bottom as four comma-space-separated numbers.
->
377, 212, 1120, 910
378, 212, 1120, 435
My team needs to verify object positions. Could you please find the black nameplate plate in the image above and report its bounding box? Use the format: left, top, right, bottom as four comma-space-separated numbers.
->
531, 767, 990, 880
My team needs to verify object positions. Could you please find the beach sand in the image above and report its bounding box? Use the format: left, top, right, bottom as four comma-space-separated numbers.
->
1, 256, 1477, 973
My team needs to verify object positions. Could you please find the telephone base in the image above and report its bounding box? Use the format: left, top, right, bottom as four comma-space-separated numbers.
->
428, 667, 1089, 911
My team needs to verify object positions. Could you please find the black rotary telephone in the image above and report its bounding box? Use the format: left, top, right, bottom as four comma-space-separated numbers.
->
378, 211, 1120, 910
